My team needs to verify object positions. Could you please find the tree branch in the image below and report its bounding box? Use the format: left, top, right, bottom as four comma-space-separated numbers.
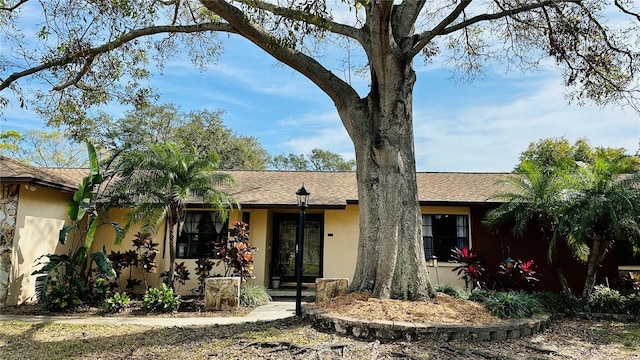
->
614, 0, 640, 22
200, 0, 361, 112
52, 55, 96, 91
441, 0, 581, 35
408, 0, 471, 58
0, 0, 28, 12
231, 0, 362, 42
392, 0, 426, 41
0, 23, 236, 92
409, 0, 582, 59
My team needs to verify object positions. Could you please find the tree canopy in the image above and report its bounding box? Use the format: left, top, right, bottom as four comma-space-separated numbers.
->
270, 148, 356, 171
0, 129, 87, 167
2, 1, 639, 300
74, 104, 270, 170
517, 137, 640, 173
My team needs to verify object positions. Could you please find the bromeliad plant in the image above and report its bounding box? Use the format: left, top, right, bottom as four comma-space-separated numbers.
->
495, 259, 539, 291
450, 246, 540, 292
32, 142, 122, 309
451, 247, 487, 290
212, 221, 256, 282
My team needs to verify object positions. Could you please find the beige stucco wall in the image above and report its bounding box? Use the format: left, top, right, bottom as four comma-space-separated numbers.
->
7, 184, 72, 305
87, 204, 472, 296
92, 208, 168, 293
322, 205, 360, 282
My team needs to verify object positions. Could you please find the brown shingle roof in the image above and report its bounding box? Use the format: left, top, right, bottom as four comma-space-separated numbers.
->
221, 171, 513, 207
0, 156, 84, 193
0, 156, 514, 205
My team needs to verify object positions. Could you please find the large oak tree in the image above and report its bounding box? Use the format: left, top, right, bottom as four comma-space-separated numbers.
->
2, 0, 639, 300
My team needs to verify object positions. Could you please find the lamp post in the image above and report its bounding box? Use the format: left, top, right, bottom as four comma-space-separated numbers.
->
428, 255, 440, 286
295, 184, 310, 317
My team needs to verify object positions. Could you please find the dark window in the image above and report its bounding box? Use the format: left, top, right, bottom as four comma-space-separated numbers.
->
177, 211, 227, 259
242, 211, 251, 225
422, 214, 469, 262
617, 241, 640, 266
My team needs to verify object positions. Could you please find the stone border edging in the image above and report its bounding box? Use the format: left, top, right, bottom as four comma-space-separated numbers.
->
577, 312, 640, 323
303, 308, 551, 342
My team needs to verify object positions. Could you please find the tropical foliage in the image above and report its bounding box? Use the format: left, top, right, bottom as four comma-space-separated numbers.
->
107, 232, 159, 292
142, 284, 181, 313
112, 141, 235, 288
487, 140, 640, 298
32, 143, 120, 309
451, 247, 539, 292
451, 247, 487, 291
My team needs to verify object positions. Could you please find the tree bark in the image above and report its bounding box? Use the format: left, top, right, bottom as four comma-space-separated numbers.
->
347, 49, 433, 300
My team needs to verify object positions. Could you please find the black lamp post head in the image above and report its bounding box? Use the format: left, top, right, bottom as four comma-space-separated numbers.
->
296, 184, 310, 209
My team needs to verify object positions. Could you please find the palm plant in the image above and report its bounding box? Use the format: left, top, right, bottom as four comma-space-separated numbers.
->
558, 154, 640, 298
485, 161, 574, 293
487, 154, 640, 298
113, 142, 235, 288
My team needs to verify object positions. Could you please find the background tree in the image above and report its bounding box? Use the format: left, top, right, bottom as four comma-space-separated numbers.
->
2, 1, 639, 300
0, 129, 87, 167
74, 104, 270, 170
518, 137, 640, 173
270, 148, 356, 171
113, 142, 235, 287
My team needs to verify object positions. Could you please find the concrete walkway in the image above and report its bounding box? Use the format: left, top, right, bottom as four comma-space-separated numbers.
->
0, 301, 296, 327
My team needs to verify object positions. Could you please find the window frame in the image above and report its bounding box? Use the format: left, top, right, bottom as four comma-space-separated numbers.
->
176, 210, 228, 259
421, 213, 471, 263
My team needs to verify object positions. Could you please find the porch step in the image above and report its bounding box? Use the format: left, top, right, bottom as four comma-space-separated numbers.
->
267, 285, 315, 298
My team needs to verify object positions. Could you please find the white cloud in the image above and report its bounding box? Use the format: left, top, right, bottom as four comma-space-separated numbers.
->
414, 77, 640, 172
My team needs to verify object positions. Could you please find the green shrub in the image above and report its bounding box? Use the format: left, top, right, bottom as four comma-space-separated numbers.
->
478, 292, 543, 319
102, 292, 131, 313
624, 293, 640, 316
587, 285, 626, 314
142, 284, 181, 313
436, 285, 469, 299
240, 283, 272, 308
42, 281, 83, 311
467, 288, 493, 303
531, 291, 580, 317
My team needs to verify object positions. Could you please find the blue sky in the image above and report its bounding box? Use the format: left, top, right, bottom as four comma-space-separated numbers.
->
3, 33, 639, 172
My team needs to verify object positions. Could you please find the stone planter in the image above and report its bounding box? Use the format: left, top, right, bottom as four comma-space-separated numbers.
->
204, 277, 240, 311
315, 278, 349, 303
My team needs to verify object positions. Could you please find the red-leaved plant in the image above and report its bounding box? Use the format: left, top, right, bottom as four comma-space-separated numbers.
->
451, 247, 487, 290
495, 259, 539, 291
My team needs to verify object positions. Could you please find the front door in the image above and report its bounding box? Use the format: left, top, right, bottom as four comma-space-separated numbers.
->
272, 213, 323, 283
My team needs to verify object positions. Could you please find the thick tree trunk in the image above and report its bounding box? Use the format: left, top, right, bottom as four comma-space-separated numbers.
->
347, 53, 434, 300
